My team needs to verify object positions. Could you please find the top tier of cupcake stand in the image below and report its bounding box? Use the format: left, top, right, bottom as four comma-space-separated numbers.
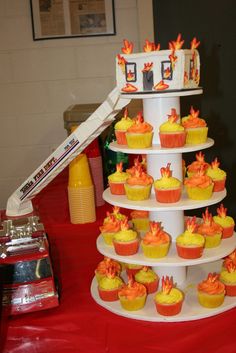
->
91, 89, 236, 322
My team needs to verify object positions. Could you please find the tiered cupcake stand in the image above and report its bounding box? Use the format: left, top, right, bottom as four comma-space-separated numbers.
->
91, 89, 236, 322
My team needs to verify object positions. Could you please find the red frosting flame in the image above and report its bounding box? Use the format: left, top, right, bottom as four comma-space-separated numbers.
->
160, 163, 172, 178
196, 151, 205, 163
186, 216, 198, 233
211, 157, 220, 169
226, 261, 236, 273
120, 217, 130, 231
202, 208, 213, 226
217, 204, 227, 218
161, 276, 173, 294
167, 108, 179, 123
122, 39, 133, 54
116, 162, 123, 173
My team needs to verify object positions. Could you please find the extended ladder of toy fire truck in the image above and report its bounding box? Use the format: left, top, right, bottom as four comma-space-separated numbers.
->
6, 87, 130, 217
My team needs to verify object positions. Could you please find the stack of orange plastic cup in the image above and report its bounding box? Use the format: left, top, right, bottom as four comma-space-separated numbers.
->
68, 153, 96, 224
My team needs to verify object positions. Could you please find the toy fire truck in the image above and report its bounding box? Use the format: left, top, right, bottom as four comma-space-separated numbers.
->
0, 216, 59, 315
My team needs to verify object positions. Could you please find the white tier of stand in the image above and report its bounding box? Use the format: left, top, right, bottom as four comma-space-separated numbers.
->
91, 89, 236, 321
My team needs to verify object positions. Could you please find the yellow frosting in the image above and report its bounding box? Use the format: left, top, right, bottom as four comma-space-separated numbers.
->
213, 215, 235, 227
115, 117, 134, 130
155, 288, 183, 304
108, 171, 129, 182
154, 176, 181, 189
176, 230, 205, 246
99, 276, 123, 290
113, 229, 137, 242
135, 269, 157, 283
206, 168, 226, 180
159, 121, 184, 132
220, 269, 236, 284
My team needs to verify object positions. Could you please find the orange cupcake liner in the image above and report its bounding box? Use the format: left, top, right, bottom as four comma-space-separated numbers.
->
222, 225, 234, 239
224, 283, 236, 296
155, 188, 181, 203
213, 179, 226, 192
109, 181, 126, 195
155, 300, 183, 316
159, 132, 186, 148
115, 130, 127, 145
98, 286, 121, 301
113, 239, 139, 256
176, 244, 204, 259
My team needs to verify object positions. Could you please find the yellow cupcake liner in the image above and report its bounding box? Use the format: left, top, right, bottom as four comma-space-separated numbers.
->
141, 242, 170, 258
204, 233, 222, 248
102, 232, 115, 246
186, 127, 208, 145
126, 132, 153, 149
186, 184, 213, 200
119, 294, 146, 311
132, 218, 150, 231
198, 291, 224, 308
124, 184, 152, 201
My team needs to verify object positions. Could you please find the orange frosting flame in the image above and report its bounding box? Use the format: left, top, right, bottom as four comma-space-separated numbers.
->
223, 250, 236, 267
184, 166, 212, 188
198, 273, 225, 294
191, 37, 200, 50
96, 257, 121, 275
187, 152, 209, 173
122, 39, 133, 54
100, 215, 121, 233
226, 261, 236, 273
169, 33, 184, 50
161, 276, 173, 295
116, 162, 123, 173
182, 107, 207, 128
120, 217, 130, 231
186, 216, 198, 233
143, 39, 160, 52
126, 166, 153, 186
217, 204, 227, 218
105, 266, 117, 279
167, 108, 179, 123
211, 157, 220, 169
143, 221, 169, 245
127, 112, 153, 133
119, 278, 146, 299
160, 163, 172, 178
126, 157, 145, 176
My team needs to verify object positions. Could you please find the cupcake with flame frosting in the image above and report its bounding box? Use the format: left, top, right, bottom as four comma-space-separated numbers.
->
187, 151, 210, 178
197, 273, 225, 308
95, 257, 122, 282
184, 166, 214, 200
134, 266, 159, 294
130, 210, 149, 232
154, 163, 182, 203
206, 158, 226, 192
100, 214, 121, 246
118, 277, 147, 311
159, 108, 186, 148
213, 204, 235, 239
98, 267, 124, 302
113, 218, 139, 256
126, 156, 146, 176
124, 166, 153, 201
108, 162, 129, 195
182, 106, 208, 144
220, 260, 236, 296
126, 112, 153, 149
141, 221, 171, 258
114, 107, 134, 145
197, 208, 223, 248
154, 276, 184, 316
176, 217, 205, 259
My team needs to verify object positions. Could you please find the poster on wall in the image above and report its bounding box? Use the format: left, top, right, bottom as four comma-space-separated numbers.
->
30, 0, 116, 40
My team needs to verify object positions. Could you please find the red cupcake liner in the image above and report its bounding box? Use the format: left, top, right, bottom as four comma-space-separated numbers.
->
126, 267, 143, 277
155, 300, 183, 316
176, 244, 204, 259
109, 182, 126, 195
159, 132, 186, 148
155, 188, 181, 203
142, 278, 159, 294
224, 283, 236, 296
115, 130, 127, 145
222, 225, 234, 239
98, 286, 120, 301
213, 179, 226, 192
113, 239, 139, 255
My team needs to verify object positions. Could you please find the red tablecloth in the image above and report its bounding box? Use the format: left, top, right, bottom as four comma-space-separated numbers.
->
2, 169, 236, 353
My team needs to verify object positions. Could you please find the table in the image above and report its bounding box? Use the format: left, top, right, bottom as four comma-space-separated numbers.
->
2, 169, 236, 353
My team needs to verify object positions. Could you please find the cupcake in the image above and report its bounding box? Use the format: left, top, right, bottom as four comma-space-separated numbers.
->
187, 151, 210, 177
154, 163, 182, 203
124, 166, 153, 201
206, 158, 226, 192
220, 261, 236, 296
176, 217, 205, 259
159, 108, 186, 148
154, 276, 184, 316
126, 112, 153, 149
113, 218, 139, 256
213, 204, 235, 239
197, 273, 225, 308
134, 266, 159, 294
99, 214, 121, 245
118, 277, 147, 311
197, 208, 223, 248
141, 221, 171, 258
95, 257, 122, 282
184, 166, 214, 200
130, 210, 149, 232
98, 267, 124, 302
114, 107, 134, 145
108, 162, 129, 195
182, 106, 208, 145
103, 206, 126, 224
125, 263, 143, 277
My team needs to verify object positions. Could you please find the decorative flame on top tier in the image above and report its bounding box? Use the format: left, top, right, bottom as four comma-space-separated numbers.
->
190, 106, 200, 118
122, 39, 134, 54
161, 276, 173, 294
153, 80, 169, 91
142, 62, 153, 72
117, 54, 127, 66
167, 108, 179, 123
217, 204, 227, 218
120, 217, 129, 231
196, 151, 206, 163
211, 157, 220, 169
160, 163, 172, 178
191, 37, 200, 50
121, 83, 138, 92
186, 216, 197, 233
169, 34, 184, 50
202, 208, 213, 225
169, 51, 178, 69
143, 39, 160, 52
226, 261, 236, 273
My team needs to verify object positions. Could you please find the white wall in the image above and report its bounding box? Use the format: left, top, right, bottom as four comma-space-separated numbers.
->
0, 0, 154, 209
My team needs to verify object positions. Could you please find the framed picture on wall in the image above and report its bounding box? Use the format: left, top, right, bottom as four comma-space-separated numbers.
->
30, 0, 116, 40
